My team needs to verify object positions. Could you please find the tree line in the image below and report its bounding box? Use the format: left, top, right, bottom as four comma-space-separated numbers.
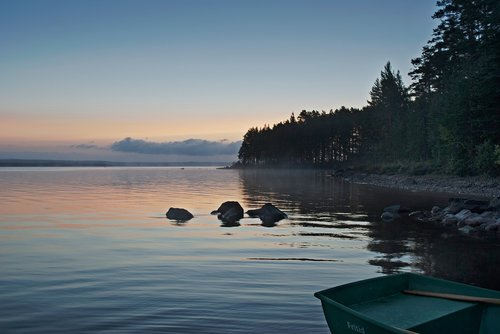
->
237, 0, 499, 175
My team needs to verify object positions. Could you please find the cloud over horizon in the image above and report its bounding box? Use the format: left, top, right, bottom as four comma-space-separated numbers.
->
71, 143, 103, 150
110, 137, 241, 156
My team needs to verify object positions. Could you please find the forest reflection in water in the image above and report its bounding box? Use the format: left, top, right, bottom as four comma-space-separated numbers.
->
237, 169, 500, 290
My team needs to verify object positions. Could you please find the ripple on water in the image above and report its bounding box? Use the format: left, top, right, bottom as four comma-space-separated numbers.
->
1, 167, 499, 333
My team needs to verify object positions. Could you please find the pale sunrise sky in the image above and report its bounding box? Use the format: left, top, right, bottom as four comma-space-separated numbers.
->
0, 0, 437, 162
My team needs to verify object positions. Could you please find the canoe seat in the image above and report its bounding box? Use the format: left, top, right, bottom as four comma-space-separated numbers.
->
349, 292, 478, 330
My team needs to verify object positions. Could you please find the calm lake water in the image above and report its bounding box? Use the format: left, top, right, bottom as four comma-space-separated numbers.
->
1, 167, 499, 333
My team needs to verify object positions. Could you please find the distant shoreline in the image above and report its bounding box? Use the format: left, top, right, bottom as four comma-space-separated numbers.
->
0, 159, 229, 168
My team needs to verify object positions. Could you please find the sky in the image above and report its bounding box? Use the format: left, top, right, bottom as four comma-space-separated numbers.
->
0, 0, 437, 162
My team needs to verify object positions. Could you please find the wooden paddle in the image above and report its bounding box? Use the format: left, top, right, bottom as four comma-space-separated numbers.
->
397, 328, 419, 334
403, 289, 500, 305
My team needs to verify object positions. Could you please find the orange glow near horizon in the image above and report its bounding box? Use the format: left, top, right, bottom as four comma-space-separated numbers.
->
1, 108, 289, 145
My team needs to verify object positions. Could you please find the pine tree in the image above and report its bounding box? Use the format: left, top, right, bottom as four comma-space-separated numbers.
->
366, 62, 410, 162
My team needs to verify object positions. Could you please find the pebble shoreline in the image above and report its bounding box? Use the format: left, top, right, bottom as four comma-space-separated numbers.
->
344, 173, 500, 199
343, 172, 500, 234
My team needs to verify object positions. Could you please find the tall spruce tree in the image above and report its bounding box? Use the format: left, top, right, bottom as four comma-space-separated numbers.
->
366, 62, 409, 162
410, 0, 500, 174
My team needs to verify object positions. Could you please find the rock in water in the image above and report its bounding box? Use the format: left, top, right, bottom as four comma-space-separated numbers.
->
455, 209, 474, 223
488, 197, 500, 211
431, 206, 442, 215
448, 198, 490, 213
458, 225, 475, 234
383, 205, 400, 213
446, 198, 466, 214
213, 201, 244, 222
380, 204, 409, 222
383, 205, 410, 214
409, 210, 431, 222
214, 201, 242, 215
220, 207, 243, 223
166, 207, 194, 221
412, 196, 500, 235
246, 203, 288, 224
441, 214, 458, 226
381, 211, 400, 222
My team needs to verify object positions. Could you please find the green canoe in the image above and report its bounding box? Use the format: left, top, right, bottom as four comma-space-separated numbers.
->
314, 273, 500, 334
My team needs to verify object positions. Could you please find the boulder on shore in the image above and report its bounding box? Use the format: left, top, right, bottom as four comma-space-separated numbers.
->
212, 201, 244, 223
411, 196, 500, 235
166, 207, 194, 221
447, 198, 490, 214
247, 203, 287, 224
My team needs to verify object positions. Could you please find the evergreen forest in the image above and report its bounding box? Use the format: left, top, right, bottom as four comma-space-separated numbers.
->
237, 0, 500, 175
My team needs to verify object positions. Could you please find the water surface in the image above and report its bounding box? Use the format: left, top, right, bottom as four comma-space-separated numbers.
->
1, 167, 499, 333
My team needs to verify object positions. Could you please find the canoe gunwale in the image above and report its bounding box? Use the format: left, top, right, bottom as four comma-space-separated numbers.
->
314, 273, 500, 334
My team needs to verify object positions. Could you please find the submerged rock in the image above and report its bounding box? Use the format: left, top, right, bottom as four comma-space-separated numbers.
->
246, 203, 287, 224
380, 204, 410, 222
166, 207, 194, 221
409, 211, 426, 219
458, 225, 476, 234
383, 205, 410, 214
381, 211, 400, 222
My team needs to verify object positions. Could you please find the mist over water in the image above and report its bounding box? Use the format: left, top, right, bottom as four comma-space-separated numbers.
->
1, 167, 499, 333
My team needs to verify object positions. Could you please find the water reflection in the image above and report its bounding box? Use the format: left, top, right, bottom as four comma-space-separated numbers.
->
221, 220, 241, 228
237, 169, 500, 290
1, 167, 498, 334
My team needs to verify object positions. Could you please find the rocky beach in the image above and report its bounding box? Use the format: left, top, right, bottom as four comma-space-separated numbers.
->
342, 172, 500, 199
342, 172, 500, 235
